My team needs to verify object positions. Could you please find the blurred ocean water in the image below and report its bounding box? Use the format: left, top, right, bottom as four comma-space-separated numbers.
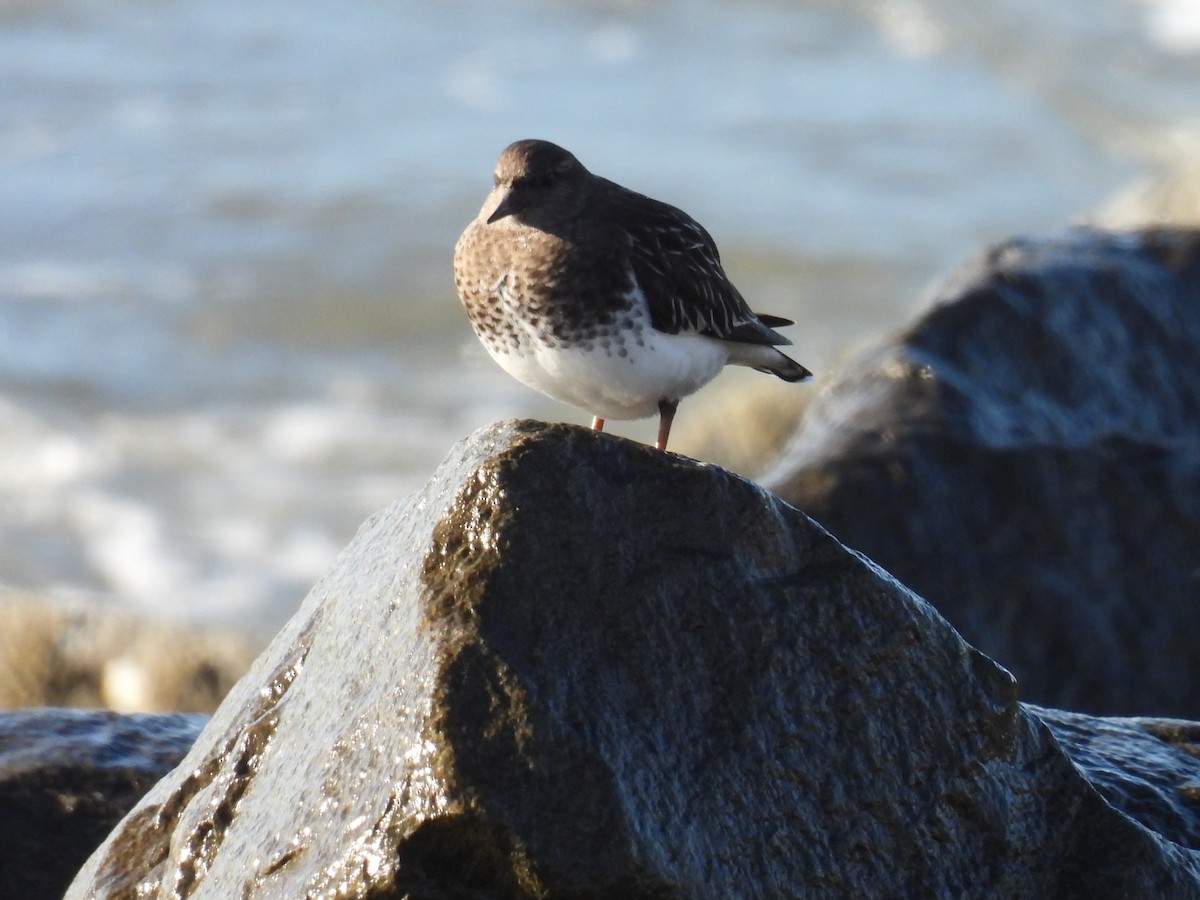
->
2, 0, 1198, 634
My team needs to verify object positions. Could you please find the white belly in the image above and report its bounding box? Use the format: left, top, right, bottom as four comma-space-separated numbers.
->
489, 325, 731, 421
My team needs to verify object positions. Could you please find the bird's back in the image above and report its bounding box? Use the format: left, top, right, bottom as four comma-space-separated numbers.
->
589, 179, 794, 348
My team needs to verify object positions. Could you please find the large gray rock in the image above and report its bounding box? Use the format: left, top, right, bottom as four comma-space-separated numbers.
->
764, 227, 1200, 718
0, 708, 204, 900
1034, 707, 1200, 851
66, 421, 1200, 898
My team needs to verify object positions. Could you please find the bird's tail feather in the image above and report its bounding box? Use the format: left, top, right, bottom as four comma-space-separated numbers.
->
754, 352, 812, 383
756, 313, 794, 329
726, 342, 812, 382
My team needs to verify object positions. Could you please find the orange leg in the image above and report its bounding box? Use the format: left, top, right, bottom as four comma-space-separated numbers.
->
655, 400, 678, 451
591, 416, 605, 432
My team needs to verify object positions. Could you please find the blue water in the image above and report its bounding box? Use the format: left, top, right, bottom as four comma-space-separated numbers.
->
1, 0, 1198, 633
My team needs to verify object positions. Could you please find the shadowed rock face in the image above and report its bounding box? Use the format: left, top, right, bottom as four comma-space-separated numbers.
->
64, 421, 1200, 898
0, 709, 204, 900
764, 228, 1200, 718
1034, 707, 1200, 852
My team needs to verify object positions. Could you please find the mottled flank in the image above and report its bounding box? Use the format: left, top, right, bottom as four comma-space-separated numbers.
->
453, 139, 811, 446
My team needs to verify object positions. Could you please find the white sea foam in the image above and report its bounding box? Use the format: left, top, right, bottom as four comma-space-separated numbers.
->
70, 491, 194, 605
0, 0, 1196, 636
1145, 0, 1200, 53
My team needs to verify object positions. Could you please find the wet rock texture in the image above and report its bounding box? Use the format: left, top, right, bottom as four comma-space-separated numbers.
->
67, 421, 1200, 898
765, 227, 1200, 718
0, 708, 204, 900
1034, 707, 1200, 852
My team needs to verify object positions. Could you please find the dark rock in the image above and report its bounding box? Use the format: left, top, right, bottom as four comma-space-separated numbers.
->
66, 421, 1200, 898
0, 708, 204, 900
1034, 706, 1200, 851
764, 227, 1200, 718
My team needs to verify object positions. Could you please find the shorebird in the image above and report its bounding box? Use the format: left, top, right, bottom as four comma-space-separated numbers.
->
453, 139, 811, 450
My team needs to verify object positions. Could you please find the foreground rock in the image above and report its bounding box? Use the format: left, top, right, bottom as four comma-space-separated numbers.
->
0, 708, 204, 900
67, 421, 1200, 898
765, 227, 1200, 718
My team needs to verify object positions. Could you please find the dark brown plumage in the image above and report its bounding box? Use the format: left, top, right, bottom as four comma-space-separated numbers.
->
454, 139, 811, 449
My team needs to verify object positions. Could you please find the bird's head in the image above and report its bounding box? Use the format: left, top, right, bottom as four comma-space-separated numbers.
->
485, 139, 590, 227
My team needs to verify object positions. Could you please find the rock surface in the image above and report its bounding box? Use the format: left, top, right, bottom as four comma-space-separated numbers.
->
0, 708, 204, 900
1034, 706, 1200, 852
66, 420, 1200, 898
764, 227, 1200, 718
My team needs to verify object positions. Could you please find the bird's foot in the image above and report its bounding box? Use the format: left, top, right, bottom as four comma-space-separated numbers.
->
656, 400, 678, 451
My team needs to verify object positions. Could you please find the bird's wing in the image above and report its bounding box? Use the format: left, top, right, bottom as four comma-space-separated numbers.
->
615, 193, 792, 347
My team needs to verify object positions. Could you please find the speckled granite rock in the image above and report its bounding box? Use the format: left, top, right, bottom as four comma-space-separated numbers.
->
64, 421, 1200, 898
764, 228, 1200, 718
0, 708, 204, 899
